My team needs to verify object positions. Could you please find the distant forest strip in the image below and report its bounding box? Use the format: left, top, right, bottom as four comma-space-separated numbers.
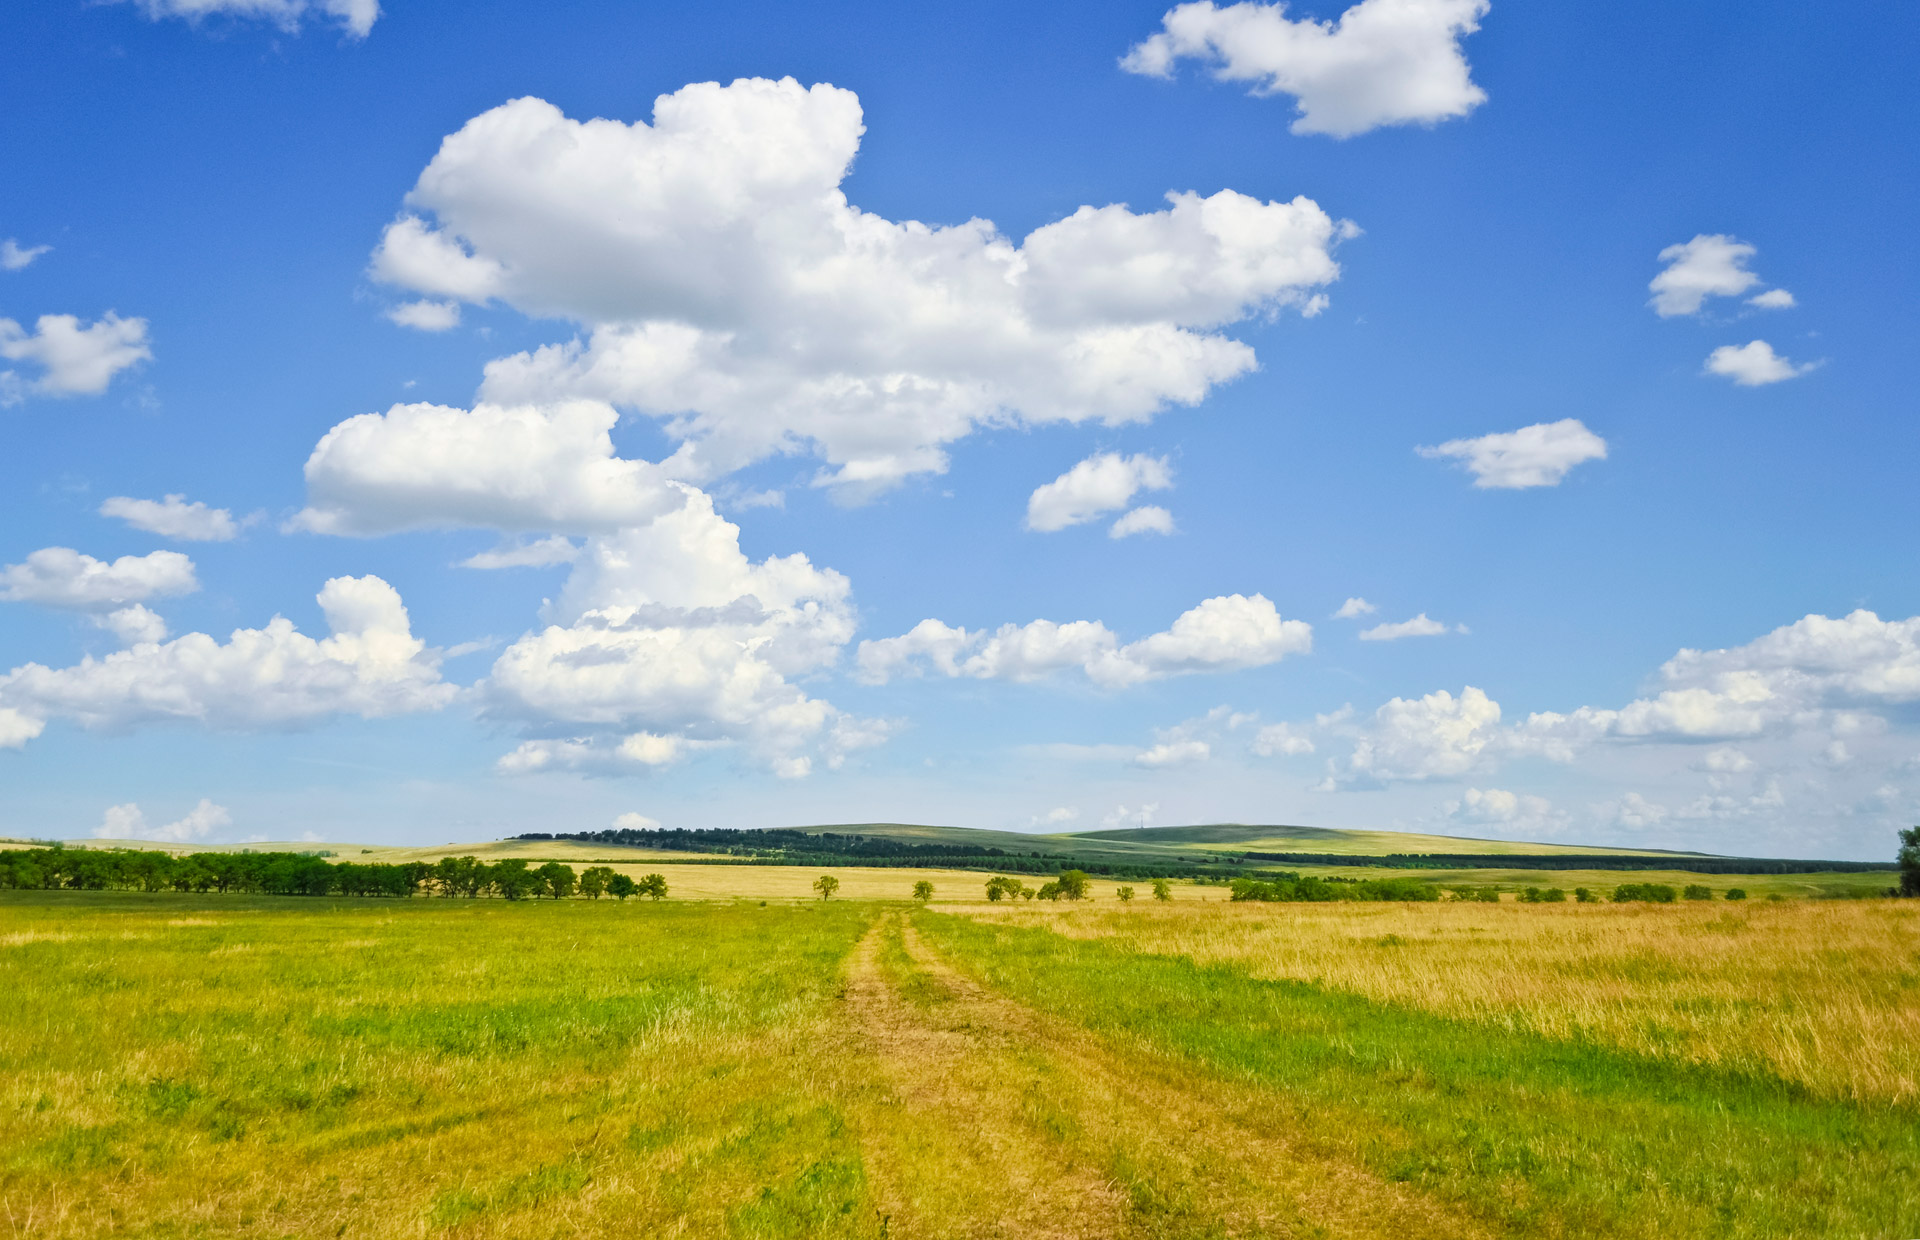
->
517, 828, 1229, 879
0, 848, 657, 900
1238, 852, 1896, 874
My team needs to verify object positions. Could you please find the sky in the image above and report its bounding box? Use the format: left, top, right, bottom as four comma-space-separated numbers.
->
2, 0, 1916, 858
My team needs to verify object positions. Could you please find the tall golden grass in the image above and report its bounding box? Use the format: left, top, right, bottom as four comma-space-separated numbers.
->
964, 898, 1920, 1105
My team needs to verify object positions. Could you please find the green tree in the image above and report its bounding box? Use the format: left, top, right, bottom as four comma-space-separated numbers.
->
534, 862, 577, 900
1899, 827, 1920, 897
912, 880, 934, 902
1036, 880, 1063, 901
1725, 887, 1748, 901
1683, 884, 1713, 901
1574, 887, 1595, 903
607, 872, 637, 900
1057, 870, 1091, 900
1151, 878, 1172, 902
578, 866, 614, 899
985, 875, 1022, 901
492, 859, 540, 901
1115, 885, 1135, 903
813, 874, 840, 901
638, 873, 668, 901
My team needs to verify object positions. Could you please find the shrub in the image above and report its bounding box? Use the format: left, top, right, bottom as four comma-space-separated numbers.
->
1472, 887, 1500, 903
1036, 881, 1063, 901
1899, 826, 1920, 897
1151, 878, 1172, 901
1613, 883, 1678, 903
1725, 888, 1748, 900
984, 875, 1022, 902
1683, 884, 1713, 901
1574, 887, 1595, 903
1116, 885, 1135, 903
1542, 887, 1566, 902
1521, 887, 1544, 903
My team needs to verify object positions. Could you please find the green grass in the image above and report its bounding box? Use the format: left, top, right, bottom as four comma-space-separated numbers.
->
914, 907, 1920, 1239
0, 893, 881, 1238
6, 889, 1913, 1237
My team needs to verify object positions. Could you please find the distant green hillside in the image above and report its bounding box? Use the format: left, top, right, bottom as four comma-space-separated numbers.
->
1070, 823, 1694, 858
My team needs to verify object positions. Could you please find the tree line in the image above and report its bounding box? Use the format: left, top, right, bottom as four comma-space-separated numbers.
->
0, 847, 669, 901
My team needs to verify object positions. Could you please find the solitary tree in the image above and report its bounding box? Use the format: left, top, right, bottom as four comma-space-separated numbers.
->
814, 874, 840, 901
1115, 885, 1135, 903
638, 873, 669, 901
1900, 827, 1920, 897
912, 880, 934, 902
1151, 878, 1172, 902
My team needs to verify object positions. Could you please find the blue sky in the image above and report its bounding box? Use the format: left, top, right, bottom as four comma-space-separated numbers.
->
2, 0, 1915, 858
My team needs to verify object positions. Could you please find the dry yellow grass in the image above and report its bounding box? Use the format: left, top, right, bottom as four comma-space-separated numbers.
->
960, 897, 1920, 1105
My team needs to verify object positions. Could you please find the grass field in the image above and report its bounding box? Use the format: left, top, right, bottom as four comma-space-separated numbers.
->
4, 891, 1914, 1237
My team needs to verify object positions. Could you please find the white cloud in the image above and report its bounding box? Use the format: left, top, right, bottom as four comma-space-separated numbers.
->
384, 299, 461, 331
1608, 792, 1669, 830
1694, 746, 1754, 775
1359, 612, 1460, 641
1417, 418, 1607, 489
0, 576, 452, 741
95, 798, 231, 844
481, 488, 880, 776
1, 548, 197, 611
1703, 340, 1815, 386
1649, 234, 1759, 317
1324, 686, 1502, 786
1, 240, 50, 272
1102, 802, 1161, 829
1109, 506, 1176, 538
293, 400, 681, 535
100, 494, 240, 542
1648, 234, 1795, 318
1252, 721, 1314, 755
459, 536, 580, 570
613, 811, 662, 831
1033, 806, 1080, 826
1133, 739, 1210, 767
1333, 596, 1376, 618
1520, 610, 1920, 756
0, 313, 151, 401
496, 733, 703, 775
122, 0, 378, 38
374, 79, 1350, 497
857, 592, 1310, 689
0, 707, 45, 749
1027, 453, 1173, 532
1121, 0, 1489, 137
1445, 786, 1564, 833
95, 605, 169, 646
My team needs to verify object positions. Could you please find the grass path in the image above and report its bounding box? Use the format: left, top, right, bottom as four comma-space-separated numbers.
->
832, 914, 1489, 1239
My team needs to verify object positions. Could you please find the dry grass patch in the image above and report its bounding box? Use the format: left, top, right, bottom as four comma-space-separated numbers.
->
963, 897, 1920, 1104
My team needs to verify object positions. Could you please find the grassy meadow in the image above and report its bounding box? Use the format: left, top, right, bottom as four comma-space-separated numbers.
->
3, 885, 1914, 1238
